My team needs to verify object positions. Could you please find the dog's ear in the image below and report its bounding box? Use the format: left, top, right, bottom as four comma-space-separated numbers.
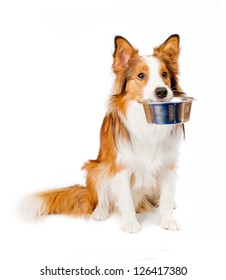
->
113, 36, 138, 73
153, 34, 180, 62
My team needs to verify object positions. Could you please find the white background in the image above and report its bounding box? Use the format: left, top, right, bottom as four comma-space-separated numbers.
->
1, 0, 226, 279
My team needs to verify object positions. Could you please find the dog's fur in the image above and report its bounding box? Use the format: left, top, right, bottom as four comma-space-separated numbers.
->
25, 35, 186, 233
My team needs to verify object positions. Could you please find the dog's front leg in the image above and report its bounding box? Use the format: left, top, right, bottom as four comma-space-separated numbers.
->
159, 166, 180, 231
111, 169, 141, 233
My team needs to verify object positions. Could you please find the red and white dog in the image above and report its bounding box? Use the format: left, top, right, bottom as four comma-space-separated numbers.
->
26, 35, 186, 233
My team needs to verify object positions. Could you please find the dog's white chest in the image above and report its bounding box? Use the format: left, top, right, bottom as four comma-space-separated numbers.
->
116, 101, 180, 189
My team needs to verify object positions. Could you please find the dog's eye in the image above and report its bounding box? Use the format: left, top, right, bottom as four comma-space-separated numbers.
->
162, 71, 168, 79
137, 73, 146, 80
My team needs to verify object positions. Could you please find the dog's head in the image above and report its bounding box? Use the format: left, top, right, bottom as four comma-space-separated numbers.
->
112, 35, 182, 102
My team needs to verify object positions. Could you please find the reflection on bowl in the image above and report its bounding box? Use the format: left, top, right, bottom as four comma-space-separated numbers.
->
143, 96, 196, 125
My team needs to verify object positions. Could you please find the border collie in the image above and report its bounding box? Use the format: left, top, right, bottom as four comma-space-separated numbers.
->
25, 35, 185, 233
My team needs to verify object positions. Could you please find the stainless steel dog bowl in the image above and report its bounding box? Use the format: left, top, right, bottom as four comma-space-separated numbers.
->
143, 96, 195, 125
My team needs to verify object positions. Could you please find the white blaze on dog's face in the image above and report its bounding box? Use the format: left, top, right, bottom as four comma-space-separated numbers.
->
141, 56, 173, 102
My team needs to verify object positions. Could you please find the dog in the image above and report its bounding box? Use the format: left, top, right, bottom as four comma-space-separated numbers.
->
25, 35, 186, 233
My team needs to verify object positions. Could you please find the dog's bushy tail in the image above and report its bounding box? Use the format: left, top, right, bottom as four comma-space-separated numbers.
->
22, 185, 95, 221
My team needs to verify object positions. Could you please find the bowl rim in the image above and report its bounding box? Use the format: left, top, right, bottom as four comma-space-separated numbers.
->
142, 96, 196, 105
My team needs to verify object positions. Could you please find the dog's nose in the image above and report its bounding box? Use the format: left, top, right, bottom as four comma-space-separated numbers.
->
155, 87, 168, 99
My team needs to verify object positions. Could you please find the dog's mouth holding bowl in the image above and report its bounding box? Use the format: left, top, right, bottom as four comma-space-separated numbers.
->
143, 94, 196, 125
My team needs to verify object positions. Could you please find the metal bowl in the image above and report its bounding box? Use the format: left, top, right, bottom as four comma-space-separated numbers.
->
143, 96, 195, 125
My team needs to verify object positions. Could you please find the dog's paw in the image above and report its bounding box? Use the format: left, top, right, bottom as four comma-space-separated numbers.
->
160, 218, 181, 231
121, 219, 141, 233
91, 206, 109, 221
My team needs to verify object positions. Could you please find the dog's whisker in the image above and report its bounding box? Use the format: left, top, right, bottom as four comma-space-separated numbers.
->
172, 89, 187, 95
